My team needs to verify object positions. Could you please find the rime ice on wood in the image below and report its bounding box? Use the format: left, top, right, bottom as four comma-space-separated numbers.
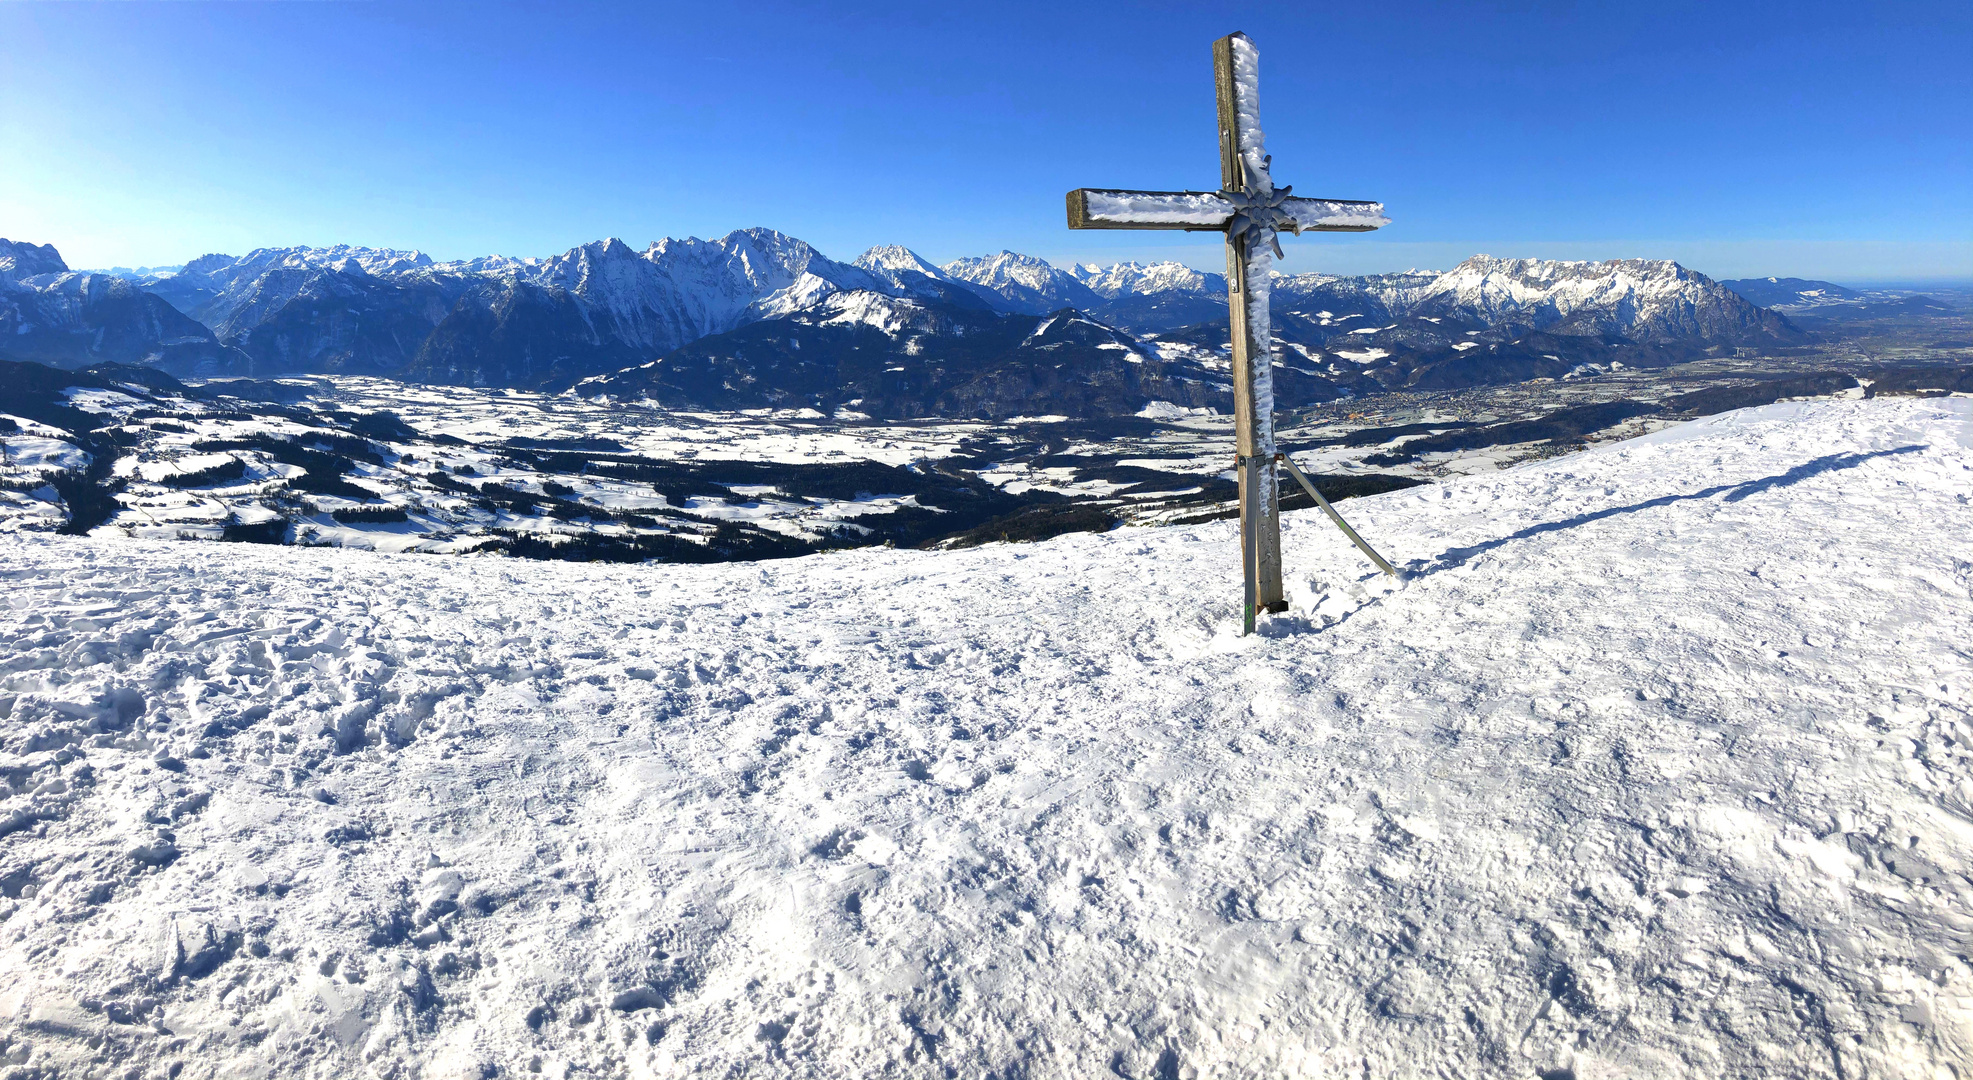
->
1065, 30, 1387, 633
1227, 36, 1267, 190
1243, 241, 1275, 455
1283, 200, 1390, 230
1079, 191, 1231, 226
1072, 191, 1388, 231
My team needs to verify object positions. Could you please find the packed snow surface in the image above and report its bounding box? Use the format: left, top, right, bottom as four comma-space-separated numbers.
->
2, 399, 1970, 1079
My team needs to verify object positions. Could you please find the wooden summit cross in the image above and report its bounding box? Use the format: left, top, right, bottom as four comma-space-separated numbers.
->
1067, 31, 1388, 634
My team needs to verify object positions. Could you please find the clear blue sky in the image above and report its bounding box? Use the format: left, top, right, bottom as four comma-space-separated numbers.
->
3, 1, 1967, 283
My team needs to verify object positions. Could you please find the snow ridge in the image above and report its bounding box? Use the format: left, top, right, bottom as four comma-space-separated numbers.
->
850, 246, 982, 304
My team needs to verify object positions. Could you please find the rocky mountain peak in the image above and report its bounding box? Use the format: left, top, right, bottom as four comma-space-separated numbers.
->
181, 253, 240, 276
854, 245, 942, 276
0, 239, 69, 279
582, 237, 638, 260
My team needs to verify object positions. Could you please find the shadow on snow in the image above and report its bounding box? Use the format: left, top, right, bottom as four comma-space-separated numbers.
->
1413, 445, 1927, 577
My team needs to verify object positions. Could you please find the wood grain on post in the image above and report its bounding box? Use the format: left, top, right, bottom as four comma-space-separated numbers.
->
1214, 34, 1242, 191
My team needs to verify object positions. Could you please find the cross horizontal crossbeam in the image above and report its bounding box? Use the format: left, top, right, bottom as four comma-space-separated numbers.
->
1065, 189, 1388, 233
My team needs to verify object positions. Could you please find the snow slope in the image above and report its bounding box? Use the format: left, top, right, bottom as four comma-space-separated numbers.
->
1, 399, 1969, 1079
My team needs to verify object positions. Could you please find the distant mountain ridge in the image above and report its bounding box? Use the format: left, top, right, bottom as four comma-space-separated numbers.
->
0, 241, 250, 373
939, 251, 1103, 314
5, 232, 1804, 415
1718, 277, 1861, 309
0, 239, 69, 278
131, 230, 886, 381
851, 246, 1000, 311
1143, 256, 1799, 398
1403, 256, 1796, 342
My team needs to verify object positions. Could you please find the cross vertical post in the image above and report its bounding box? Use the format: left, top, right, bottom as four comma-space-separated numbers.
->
1214, 33, 1284, 633
1063, 31, 1389, 633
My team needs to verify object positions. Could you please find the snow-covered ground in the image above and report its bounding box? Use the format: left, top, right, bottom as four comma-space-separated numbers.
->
1, 398, 1969, 1079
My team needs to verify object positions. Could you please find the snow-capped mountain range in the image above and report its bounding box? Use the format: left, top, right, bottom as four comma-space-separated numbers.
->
3, 230, 1800, 409
1396, 256, 1796, 341
0, 240, 247, 375
144, 231, 885, 360
1073, 259, 1227, 299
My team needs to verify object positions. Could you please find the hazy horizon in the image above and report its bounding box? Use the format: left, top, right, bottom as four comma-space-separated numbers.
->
4, 1, 1966, 283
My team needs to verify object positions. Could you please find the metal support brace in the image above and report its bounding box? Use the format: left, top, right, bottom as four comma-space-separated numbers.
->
1277, 452, 1401, 579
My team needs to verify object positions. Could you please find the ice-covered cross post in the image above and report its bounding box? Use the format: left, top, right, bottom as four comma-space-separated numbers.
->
1066, 31, 1388, 634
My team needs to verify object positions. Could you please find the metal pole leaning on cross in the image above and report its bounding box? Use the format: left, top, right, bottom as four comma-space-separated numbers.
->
1279, 452, 1400, 579
1065, 31, 1392, 633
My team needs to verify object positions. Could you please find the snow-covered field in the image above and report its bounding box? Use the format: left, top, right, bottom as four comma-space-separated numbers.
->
1, 398, 1969, 1079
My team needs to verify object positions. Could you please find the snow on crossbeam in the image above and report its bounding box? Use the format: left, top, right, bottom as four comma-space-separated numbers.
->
1067, 189, 1389, 232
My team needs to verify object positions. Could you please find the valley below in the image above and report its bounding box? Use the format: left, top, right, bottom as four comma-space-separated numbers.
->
6, 341, 1968, 564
